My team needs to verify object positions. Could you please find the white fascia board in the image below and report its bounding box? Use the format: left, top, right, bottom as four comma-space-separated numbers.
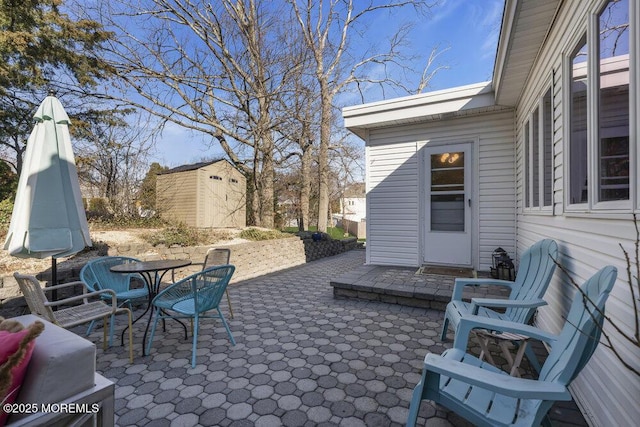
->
343, 81, 495, 137
492, 0, 518, 100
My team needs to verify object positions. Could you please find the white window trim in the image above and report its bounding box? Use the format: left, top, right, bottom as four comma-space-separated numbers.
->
523, 84, 554, 214
633, 0, 640, 212
564, 0, 637, 214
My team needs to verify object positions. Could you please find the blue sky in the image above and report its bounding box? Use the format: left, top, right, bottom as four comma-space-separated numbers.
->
152, 0, 505, 167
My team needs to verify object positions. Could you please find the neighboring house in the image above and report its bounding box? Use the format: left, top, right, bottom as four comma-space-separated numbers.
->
156, 159, 246, 228
343, 0, 638, 425
335, 183, 367, 239
337, 182, 366, 222
277, 197, 299, 228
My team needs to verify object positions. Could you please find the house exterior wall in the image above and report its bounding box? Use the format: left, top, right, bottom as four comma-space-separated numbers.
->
513, 0, 639, 424
365, 110, 516, 270
156, 169, 199, 226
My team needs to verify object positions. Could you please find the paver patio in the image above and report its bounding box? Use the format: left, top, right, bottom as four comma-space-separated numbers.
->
80, 249, 587, 426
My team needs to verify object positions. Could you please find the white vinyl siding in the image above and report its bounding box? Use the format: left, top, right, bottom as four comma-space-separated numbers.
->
367, 141, 420, 266
514, 0, 639, 425
516, 216, 638, 427
365, 110, 516, 270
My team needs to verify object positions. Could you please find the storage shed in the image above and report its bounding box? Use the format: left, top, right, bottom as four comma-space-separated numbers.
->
156, 159, 246, 228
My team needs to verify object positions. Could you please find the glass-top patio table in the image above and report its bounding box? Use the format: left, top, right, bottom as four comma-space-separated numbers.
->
111, 259, 192, 355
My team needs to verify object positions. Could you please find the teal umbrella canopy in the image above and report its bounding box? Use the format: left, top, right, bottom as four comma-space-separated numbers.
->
4, 95, 92, 260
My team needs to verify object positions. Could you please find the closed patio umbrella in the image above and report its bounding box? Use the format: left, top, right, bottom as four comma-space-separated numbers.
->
3, 94, 92, 287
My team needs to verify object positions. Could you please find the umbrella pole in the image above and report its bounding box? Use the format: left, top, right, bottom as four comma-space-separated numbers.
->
51, 257, 58, 303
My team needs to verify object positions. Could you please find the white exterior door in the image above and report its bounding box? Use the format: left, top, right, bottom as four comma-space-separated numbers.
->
424, 143, 472, 266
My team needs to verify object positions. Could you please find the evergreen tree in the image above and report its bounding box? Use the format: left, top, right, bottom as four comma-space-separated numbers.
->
138, 162, 168, 212
0, 0, 114, 174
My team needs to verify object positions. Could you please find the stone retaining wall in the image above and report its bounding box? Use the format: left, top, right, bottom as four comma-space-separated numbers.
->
0, 236, 358, 317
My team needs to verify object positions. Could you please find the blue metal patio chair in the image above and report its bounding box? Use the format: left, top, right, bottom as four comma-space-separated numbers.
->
80, 256, 149, 344
146, 265, 236, 367
171, 248, 235, 318
441, 239, 558, 342
407, 265, 617, 427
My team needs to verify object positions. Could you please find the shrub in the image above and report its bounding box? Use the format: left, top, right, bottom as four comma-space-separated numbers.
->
0, 198, 14, 240
239, 228, 289, 241
86, 198, 111, 219
142, 223, 209, 247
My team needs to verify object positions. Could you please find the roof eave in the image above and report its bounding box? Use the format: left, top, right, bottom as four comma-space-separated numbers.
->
343, 82, 497, 138
492, 0, 563, 106
492, 0, 519, 103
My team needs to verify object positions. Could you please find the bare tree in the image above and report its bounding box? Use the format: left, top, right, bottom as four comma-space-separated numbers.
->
87, 0, 444, 230
93, 0, 303, 228
287, 0, 439, 232
275, 41, 319, 231
74, 109, 156, 217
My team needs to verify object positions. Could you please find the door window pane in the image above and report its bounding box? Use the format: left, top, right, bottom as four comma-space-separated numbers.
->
431, 194, 464, 231
431, 152, 464, 232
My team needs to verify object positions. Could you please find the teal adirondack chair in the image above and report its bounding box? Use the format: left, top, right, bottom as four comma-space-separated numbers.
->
80, 256, 149, 344
146, 265, 236, 367
407, 265, 617, 427
441, 239, 558, 342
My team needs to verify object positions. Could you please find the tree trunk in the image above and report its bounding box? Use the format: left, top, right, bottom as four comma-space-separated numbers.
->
317, 89, 331, 233
260, 133, 275, 229
299, 143, 312, 231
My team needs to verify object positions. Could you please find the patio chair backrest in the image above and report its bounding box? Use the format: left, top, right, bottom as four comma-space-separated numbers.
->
14, 273, 57, 324
80, 256, 141, 293
539, 265, 617, 385
156, 265, 235, 314
202, 248, 231, 270
505, 239, 558, 323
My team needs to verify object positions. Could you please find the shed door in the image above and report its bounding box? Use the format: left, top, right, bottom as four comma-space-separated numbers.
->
424, 143, 472, 266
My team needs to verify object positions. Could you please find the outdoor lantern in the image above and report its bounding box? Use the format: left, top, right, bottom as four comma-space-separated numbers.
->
491, 247, 515, 281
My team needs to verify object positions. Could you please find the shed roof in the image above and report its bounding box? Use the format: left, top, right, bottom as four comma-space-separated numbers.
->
159, 158, 229, 175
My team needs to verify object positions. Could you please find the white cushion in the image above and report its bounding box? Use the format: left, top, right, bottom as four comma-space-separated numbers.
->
11, 315, 96, 407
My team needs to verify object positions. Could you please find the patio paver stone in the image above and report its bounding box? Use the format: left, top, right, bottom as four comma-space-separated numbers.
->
75, 249, 587, 426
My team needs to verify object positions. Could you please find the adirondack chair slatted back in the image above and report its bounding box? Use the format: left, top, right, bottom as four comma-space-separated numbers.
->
539, 266, 617, 385
505, 239, 558, 323
81, 256, 141, 293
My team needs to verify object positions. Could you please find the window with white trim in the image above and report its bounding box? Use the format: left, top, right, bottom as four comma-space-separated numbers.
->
567, 0, 632, 210
524, 87, 554, 210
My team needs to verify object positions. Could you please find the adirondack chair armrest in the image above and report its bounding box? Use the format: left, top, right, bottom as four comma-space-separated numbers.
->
453, 315, 558, 351
452, 278, 516, 300
424, 353, 572, 400
454, 315, 559, 350
470, 297, 547, 313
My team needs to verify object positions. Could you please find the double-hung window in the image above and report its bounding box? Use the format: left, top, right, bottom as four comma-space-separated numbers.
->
566, 0, 632, 211
524, 87, 554, 211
